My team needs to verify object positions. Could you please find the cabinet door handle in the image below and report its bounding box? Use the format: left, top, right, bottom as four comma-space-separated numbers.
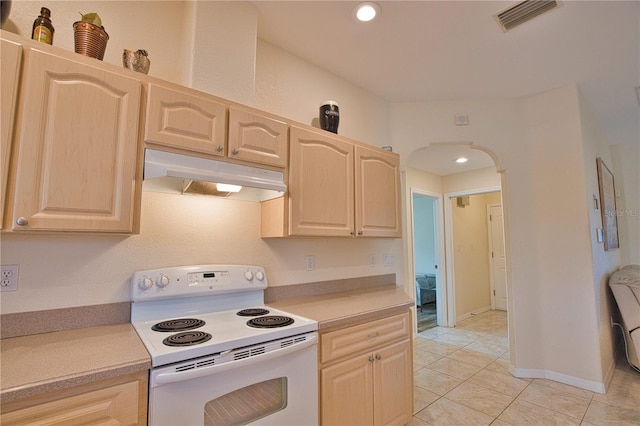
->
375, 354, 382, 360
358, 230, 363, 236
367, 332, 380, 339
369, 355, 375, 362
16, 217, 28, 226
216, 145, 224, 152
231, 149, 239, 155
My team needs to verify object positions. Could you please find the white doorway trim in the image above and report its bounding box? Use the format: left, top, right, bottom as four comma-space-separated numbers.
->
409, 188, 446, 330
443, 186, 501, 327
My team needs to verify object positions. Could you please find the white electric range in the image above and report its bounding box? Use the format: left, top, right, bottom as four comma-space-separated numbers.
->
130, 264, 318, 426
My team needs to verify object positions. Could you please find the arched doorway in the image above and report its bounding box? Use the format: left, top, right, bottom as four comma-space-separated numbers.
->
403, 142, 509, 332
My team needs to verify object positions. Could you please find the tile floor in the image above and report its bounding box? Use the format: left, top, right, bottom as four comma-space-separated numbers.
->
410, 310, 640, 425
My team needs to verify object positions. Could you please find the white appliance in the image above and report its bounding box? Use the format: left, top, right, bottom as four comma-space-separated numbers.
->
142, 148, 286, 201
130, 264, 318, 426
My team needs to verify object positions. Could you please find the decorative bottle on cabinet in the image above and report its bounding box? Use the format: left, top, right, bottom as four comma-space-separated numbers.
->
32, 7, 54, 45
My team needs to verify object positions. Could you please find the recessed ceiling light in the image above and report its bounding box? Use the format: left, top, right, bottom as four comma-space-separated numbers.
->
353, 2, 380, 22
456, 157, 468, 164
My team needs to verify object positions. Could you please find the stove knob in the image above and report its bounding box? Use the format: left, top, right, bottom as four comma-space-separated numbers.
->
244, 271, 254, 281
255, 271, 265, 281
157, 275, 170, 288
138, 277, 153, 291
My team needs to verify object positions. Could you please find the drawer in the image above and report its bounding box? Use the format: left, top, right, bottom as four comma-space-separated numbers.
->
321, 312, 411, 364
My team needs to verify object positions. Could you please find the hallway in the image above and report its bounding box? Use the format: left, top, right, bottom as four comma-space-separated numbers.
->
410, 310, 640, 425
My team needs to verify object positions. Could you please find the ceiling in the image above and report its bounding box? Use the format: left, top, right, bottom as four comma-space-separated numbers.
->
251, 0, 639, 176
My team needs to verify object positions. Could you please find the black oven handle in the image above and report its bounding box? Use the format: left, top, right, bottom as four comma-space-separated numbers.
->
153, 333, 318, 386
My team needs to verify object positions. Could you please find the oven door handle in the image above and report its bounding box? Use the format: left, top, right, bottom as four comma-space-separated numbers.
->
153, 333, 318, 386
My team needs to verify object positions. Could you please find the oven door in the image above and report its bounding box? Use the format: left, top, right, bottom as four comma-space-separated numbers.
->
149, 333, 318, 426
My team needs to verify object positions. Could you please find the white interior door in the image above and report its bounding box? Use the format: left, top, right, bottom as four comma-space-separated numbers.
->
488, 204, 507, 310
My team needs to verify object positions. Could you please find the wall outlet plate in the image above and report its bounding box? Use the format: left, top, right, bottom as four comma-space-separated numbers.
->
0, 265, 18, 291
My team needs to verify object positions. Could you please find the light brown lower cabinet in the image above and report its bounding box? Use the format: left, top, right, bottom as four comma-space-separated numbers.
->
0, 371, 148, 426
320, 311, 413, 426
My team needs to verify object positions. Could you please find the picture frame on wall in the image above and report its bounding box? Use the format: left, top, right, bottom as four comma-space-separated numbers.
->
596, 157, 619, 251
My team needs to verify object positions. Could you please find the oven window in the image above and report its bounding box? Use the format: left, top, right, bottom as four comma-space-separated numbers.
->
204, 377, 288, 425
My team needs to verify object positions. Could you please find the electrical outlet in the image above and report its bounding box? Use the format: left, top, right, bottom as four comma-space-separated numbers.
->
383, 254, 394, 266
306, 255, 315, 271
369, 254, 375, 267
0, 265, 18, 291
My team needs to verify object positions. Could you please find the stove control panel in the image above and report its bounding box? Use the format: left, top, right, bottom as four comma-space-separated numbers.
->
131, 264, 268, 301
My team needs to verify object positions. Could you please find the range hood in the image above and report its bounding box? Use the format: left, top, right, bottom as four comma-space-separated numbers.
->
143, 149, 286, 201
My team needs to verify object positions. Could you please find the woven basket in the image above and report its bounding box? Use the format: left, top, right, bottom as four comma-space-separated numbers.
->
73, 21, 109, 60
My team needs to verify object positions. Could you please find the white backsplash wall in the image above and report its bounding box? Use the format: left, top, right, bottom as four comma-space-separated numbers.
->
0, 192, 403, 314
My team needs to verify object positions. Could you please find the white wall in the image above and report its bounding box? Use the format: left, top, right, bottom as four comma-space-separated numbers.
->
390, 86, 617, 390
2, 1, 188, 84
578, 92, 623, 381
0, 1, 403, 314
3, 0, 637, 392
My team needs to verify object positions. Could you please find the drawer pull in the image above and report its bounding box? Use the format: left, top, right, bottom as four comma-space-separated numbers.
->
375, 354, 381, 360
369, 355, 374, 362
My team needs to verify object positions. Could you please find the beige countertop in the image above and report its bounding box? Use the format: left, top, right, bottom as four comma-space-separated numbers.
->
0, 323, 150, 403
267, 284, 414, 331
0, 278, 411, 404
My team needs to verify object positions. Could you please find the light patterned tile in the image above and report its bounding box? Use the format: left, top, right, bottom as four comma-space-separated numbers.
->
593, 375, 640, 411
445, 381, 515, 417
428, 357, 482, 380
414, 386, 440, 414
415, 397, 494, 426
583, 400, 640, 426
419, 327, 448, 339
490, 419, 515, 426
419, 339, 460, 356
414, 368, 464, 396
530, 378, 594, 400
467, 369, 530, 397
517, 380, 592, 419
484, 358, 511, 375
466, 339, 509, 357
414, 348, 444, 367
407, 416, 433, 426
498, 399, 581, 426
447, 348, 498, 368
432, 332, 477, 347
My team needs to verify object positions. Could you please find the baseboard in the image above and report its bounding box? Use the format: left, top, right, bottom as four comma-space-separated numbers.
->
456, 305, 492, 323
603, 352, 617, 391
510, 366, 606, 394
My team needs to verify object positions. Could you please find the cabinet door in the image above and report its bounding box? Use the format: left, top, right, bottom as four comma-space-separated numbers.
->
355, 145, 402, 237
228, 106, 288, 168
289, 126, 354, 236
10, 48, 141, 233
1, 38, 22, 229
145, 83, 227, 156
373, 339, 413, 426
321, 354, 374, 426
1, 380, 141, 426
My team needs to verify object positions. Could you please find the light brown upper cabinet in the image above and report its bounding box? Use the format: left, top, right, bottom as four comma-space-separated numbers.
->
144, 83, 227, 157
1, 38, 22, 229
228, 106, 288, 168
262, 125, 401, 238
7, 47, 142, 233
354, 144, 402, 238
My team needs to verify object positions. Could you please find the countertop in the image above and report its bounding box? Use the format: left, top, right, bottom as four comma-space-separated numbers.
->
268, 284, 414, 331
0, 280, 412, 404
0, 323, 151, 403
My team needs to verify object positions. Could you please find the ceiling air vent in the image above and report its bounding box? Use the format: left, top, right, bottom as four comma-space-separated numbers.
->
494, 0, 559, 32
